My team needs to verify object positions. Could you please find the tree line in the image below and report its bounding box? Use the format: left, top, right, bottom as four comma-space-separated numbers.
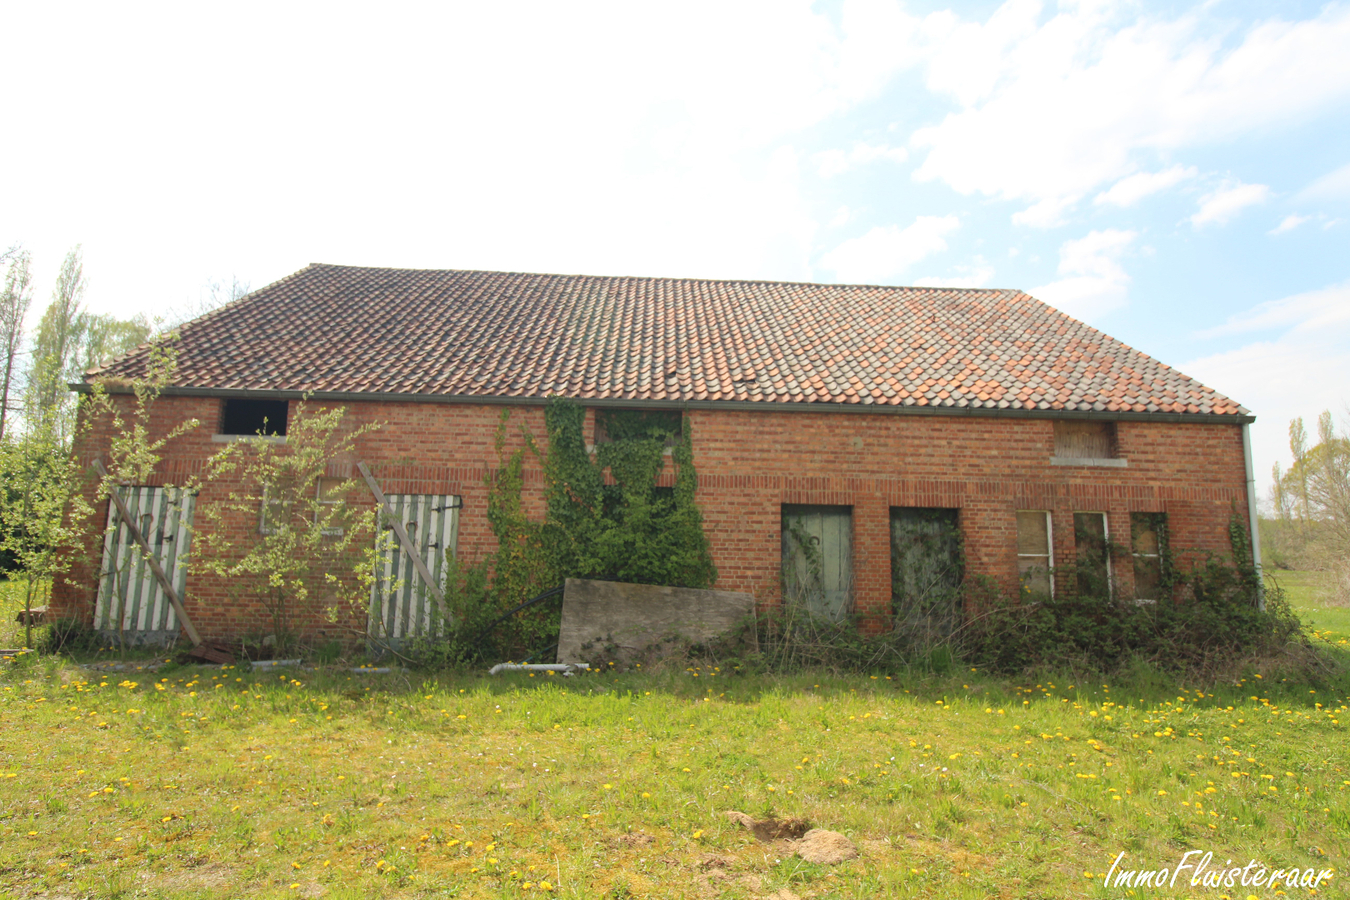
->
1265, 410, 1350, 603
0, 243, 247, 646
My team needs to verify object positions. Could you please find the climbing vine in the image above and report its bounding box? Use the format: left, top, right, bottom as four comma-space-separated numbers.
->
431, 398, 717, 663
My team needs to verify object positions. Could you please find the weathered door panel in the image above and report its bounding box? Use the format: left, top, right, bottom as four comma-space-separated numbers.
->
94, 486, 195, 645
781, 505, 853, 621
369, 494, 459, 645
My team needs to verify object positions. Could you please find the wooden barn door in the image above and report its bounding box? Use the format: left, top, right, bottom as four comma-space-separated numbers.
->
781, 505, 853, 621
94, 486, 195, 644
369, 494, 459, 646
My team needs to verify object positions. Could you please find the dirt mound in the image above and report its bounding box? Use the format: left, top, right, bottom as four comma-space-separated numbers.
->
795, 828, 858, 864
724, 810, 811, 841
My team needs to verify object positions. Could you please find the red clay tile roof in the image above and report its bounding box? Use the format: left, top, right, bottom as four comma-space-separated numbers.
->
89, 264, 1247, 417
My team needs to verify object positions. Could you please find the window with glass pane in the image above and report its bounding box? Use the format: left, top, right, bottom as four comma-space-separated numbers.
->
1074, 512, 1111, 598
1016, 510, 1053, 597
1131, 512, 1166, 602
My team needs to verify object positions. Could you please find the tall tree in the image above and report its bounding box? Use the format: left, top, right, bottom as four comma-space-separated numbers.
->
0, 248, 34, 441
78, 312, 152, 374
27, 246, 87, 441
1272, 409, 1350, 601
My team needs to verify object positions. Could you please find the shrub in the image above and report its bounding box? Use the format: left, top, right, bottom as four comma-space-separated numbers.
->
960, 556, 1302, 674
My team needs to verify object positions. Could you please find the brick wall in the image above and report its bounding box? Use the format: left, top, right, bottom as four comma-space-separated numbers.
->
53, 394, 1252, 640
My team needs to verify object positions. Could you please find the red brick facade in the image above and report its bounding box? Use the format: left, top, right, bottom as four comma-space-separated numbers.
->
53, 394, 1252, 641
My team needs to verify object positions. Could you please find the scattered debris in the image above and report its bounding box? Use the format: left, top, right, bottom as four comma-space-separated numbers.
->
249, 659, 301, 669
14, 605, 47, 625
795, 829, 858, 864
81, 658, 171, 672
184, 643, 235, 665
724, 811, 811, 841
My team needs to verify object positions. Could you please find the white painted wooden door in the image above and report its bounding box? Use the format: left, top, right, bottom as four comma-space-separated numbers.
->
369, 494, 459, 644
94, 487, 194, 644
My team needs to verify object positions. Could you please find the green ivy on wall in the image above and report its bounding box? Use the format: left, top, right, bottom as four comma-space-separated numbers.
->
445, 399, 717, 661
538, 398, 716, 590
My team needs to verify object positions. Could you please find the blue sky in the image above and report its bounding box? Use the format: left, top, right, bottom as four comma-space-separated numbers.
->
2, 0, 1348, 494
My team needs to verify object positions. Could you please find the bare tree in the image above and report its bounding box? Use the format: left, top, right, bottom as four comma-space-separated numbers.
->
158, 274, 250, 334
0, 248, 34, 441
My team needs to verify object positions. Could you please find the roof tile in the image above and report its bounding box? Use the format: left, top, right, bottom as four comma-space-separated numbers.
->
91, 264, 1247, 417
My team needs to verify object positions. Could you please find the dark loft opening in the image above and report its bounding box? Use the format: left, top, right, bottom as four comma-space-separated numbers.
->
220, 398, 289, 436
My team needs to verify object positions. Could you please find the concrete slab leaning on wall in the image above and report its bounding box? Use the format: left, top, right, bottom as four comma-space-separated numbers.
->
556, 578, 754, 664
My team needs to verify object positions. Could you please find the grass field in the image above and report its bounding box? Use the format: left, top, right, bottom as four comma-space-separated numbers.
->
1, 581, 1348, 899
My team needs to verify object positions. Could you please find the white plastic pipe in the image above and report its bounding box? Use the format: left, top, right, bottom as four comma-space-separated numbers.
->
1242, 422, 1265, 609
489, 663, 589, 675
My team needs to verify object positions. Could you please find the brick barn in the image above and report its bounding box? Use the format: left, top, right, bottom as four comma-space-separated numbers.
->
52, 264, 1261, 645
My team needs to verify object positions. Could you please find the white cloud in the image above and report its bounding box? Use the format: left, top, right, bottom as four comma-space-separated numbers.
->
0, 1, 928, 318
1094, 165, 1197, 207
1183, 281, 1350, 490
913, 256, 995, 289
1297, 161, 1350, 200
1011, 196, 1078, 229
1190, 181, 1272, 227
815, 141, 909, 177
819, 215, 960, 284
1027, 229, 1136, 321
1269, 214, 1311, 235
910, 4, 1350, 216
1196, 281, 1350, 338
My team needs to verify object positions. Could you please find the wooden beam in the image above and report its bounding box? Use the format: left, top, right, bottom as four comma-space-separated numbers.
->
91, 460, 202, 647
356, 461, 450, 623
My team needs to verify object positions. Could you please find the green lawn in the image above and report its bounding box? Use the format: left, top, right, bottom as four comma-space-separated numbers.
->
2, 577, 1348, 898
0, 576, 50, 652
1267, 570, 1350, 648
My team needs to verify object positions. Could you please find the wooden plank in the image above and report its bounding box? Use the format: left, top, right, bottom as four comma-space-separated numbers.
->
356, 462, 450, 625
91, 460, 202, 647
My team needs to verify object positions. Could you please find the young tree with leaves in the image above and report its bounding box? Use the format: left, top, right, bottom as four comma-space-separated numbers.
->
193, 402, 380, 654
26, 246, 88, 441
0, 433, 90, 648
0, 248, 34, 441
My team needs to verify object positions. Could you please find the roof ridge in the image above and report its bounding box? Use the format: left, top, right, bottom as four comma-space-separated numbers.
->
304, 262, 1022, 295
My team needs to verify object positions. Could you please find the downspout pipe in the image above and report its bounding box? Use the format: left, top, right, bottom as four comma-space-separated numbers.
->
1242, 423, 1265, 609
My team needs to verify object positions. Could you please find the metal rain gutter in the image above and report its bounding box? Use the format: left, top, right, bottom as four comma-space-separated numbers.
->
1242, 422, 1265, 609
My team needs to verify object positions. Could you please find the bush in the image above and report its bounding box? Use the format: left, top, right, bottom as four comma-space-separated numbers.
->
961, 557, 1302, 674
39, 618, 101, 654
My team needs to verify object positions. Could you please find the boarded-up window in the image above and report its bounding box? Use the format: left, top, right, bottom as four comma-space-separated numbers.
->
1016, 510, 1053, 597
1131, 512, 1167, 602
891, 508, 962, 632
782, 505, 853, 622
1054, 420, 1116, 459
1074, 512, 1111, 598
